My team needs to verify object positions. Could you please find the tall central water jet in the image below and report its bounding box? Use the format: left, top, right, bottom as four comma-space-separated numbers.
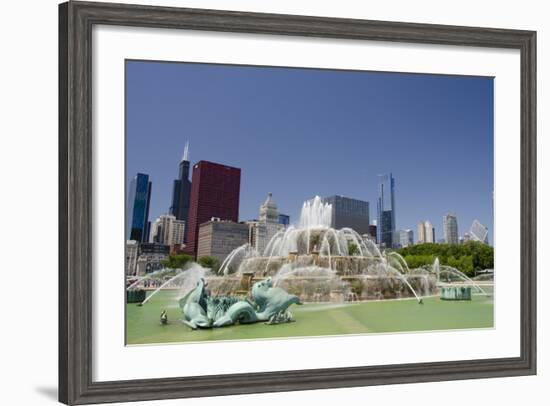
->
299, 196, 332, 229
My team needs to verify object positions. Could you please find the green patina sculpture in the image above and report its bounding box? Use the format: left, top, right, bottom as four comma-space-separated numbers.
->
180, 277, 302, 329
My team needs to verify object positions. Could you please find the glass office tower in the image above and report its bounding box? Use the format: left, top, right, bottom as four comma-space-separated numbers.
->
322, 195, 370, 235
126, 172, 152, 242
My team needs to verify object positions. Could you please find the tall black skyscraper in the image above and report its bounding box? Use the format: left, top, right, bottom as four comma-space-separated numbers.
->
169, 142, 192, 238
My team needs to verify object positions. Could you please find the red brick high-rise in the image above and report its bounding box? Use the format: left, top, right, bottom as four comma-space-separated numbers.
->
185, 160, 241, 256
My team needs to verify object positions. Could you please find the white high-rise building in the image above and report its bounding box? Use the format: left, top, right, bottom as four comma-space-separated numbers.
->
417, 221, 425, 244
417, 220, 435, 244
443, 213, 459, 244
150, 214, 185, 246
170, 219, 185, 245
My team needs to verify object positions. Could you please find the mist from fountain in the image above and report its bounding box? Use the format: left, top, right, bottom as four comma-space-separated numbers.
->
272, 264, 338, 287
219, 243, 259, 276
140, 263, 207, 305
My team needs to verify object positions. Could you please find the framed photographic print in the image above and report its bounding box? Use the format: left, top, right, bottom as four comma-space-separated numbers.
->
59, 1, 536, 404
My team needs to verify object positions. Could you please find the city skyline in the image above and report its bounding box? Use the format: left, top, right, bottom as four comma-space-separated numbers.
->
126, 60, 494, 243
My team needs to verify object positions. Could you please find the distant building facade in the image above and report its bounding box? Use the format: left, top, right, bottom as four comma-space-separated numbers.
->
443, 213, 459, 244
322, 195, 370, 235
377, 173, 396, 247
399, 229, 414, 247
135, 242, 170, 275
169, 142, 192, 237
150, 214, 185, 246
417, 220, 435, 244
126, 173, 152, 242
185, 161, 241, 255
125, 240, 139, 275
197, 219, 249, 263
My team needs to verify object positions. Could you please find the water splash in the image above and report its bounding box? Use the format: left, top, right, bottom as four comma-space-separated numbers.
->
140, 263, 207, 305
126, 268, 170, 290
299, 196, 332, 229
219, 243, 258, 276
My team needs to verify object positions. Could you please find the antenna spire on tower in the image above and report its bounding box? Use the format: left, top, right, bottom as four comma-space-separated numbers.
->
182, 141, 189, 162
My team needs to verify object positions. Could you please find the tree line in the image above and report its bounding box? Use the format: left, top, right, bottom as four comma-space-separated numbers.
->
393, 241, 494, 277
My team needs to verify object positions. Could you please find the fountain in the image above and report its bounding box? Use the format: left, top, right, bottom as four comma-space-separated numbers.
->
133, 197, 493, 311
207, 196, 436, 304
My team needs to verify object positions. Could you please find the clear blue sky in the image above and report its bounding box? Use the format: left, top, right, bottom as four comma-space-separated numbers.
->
126, 60, 494, 243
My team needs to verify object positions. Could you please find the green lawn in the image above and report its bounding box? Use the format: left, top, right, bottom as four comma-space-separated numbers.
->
126, 289, 494, 345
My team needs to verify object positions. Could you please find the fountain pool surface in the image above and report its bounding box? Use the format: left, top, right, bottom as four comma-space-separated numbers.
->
126, 288, 494, 345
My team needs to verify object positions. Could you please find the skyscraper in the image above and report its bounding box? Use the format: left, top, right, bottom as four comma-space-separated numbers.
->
443, 213, 459, 244
185, 160, 241, 255
126, 173, 152, 242
169, 141, 192, 236
377, 173, 396, 248
399, 229, 414, 247
470, 219, 489, 244
417, 220, 435, 244
322, 195, 370, 235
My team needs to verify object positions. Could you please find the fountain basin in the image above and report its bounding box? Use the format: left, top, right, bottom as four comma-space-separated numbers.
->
440, 286, 472, 301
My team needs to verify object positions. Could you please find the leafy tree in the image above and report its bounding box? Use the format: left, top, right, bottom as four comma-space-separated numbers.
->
395, 241, 493, 276
401, 254, 435, 269
348, 242, 360, 256
161, 254, 193, 270
197, 256, 220, 272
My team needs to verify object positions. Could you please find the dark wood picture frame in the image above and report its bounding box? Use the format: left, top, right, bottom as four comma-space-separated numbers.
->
59, 1, 537, 404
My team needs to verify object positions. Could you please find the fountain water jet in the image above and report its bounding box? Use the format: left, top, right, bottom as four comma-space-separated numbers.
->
433, 258, 489, 296
126, 268, 171, 290
140, 264, 207, 305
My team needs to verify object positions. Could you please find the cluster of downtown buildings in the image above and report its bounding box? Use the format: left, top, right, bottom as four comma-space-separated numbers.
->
126, 144, 489, 276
